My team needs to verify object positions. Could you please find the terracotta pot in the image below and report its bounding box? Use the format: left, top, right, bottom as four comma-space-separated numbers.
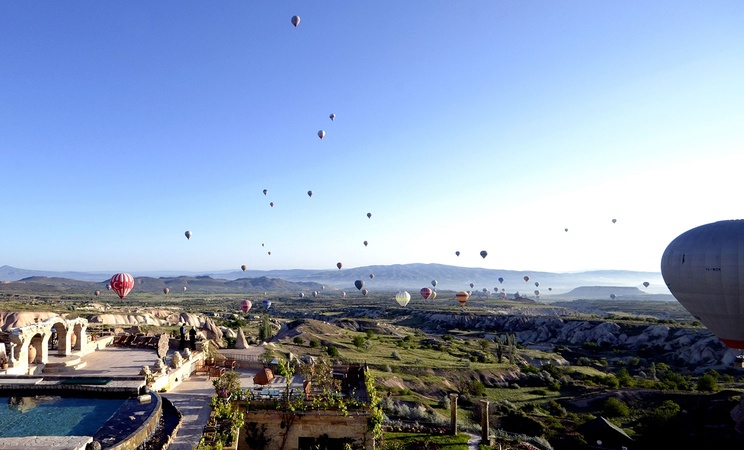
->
28, 345, 37, 364
70, 333, 77, 348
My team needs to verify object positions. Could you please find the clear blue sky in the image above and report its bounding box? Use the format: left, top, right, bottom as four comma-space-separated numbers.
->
2, 1, 743, 274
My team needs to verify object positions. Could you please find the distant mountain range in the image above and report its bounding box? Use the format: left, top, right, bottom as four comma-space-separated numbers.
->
0, 263, 672, 297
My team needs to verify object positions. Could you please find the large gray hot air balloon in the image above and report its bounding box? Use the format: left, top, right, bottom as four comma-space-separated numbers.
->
661, 220, 744, 349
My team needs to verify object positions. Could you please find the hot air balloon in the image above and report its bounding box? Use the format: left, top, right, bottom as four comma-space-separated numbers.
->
369, 274, 374, 279
270, 202, 274, 207
318, 130, 325, 139
643, 281, 650, 288
395, 291, 411, 307
262, 300, 272, 309
480, 250, 488, 259
341, 292, 346, 298
534, 282, 539, 287
185, 231, 192, 240
263, 189, 268, 195
299, 292, 305, 299
431, 280, 437, 287
163, 288, 170, 295
523, 276, 530, 282
291, 15, 300, 27
548, 287, 552, 291
313, 291, 319, 298
336, 262, 343, 270
660, 220, 744, 349
94, 290, 100, 297
565, 228, 568, 232
363, 241, 368, 247
498, 277, 504, 284
455, 251, 460, 257
307, 190, 313, 197
241, 300, 252, 313
109, 273, 134, 299
355, 280, 364, 290
329, 113, 336, 121
534, 290, 540, 296
455, 291, 469, 307
267, 251, 271, 255
430, 291, 437, 300
361, 289, 369, 296
106, 284, 111, 290
183, 286, 187, 292
482, 288, 488, 293
612, 218, 617, 224
420, 287, 432, 299
469, 283, 475, 289
241, 265, 247, 272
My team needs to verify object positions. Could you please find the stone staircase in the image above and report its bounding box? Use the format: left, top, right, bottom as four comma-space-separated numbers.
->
42, 355, 87, 373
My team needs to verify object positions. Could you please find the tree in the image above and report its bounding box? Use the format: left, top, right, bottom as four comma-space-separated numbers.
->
326, 345, 339, 358
697, 373, 719, 392
293, 336, 304, 345
352, 335, 366, 350
258, 315, 273, 342
603, 397, 630, 418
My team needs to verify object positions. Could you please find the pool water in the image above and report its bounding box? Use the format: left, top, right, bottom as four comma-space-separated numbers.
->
0, 396, 124, 437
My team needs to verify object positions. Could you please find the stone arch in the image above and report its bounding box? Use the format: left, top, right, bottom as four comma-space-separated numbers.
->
51, 321, 68, 355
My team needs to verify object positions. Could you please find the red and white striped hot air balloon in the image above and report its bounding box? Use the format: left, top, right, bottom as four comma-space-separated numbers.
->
109, 273, 134, 299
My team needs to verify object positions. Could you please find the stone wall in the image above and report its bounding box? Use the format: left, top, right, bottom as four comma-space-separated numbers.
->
241, 410, 374, 450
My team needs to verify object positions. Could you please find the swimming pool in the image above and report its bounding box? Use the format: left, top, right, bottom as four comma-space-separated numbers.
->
0, 395, 124, 438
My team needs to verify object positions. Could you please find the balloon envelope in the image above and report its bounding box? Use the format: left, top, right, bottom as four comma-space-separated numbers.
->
241, 265, 247, 272
455, 291, 469, 307
420, 287, 432, 300
455, 251, 460, 257
369, 274, 374, 279
661, 220, 744, 349
523, 276, 530, 282
307, 190, 313, 197
262, 300, 272, 309
431, 280, 437, 287
94, 290, 100, 297
329, 113, 336, 121
355, 280, 364, 290
241, 300, 252, 312
498, 277, 504, 284
109, 273, 134, 299
395, 291, 411, 307
480, 250, 488, 259
341, 291, 346, 298
363, 241, 368, 247
291, 15, 300, 27
337, 262, 343, 270
318, 130, 325, 139
185, 231, 192, 240
263, 189, 268, 195
163, 288, 170, 295
361, 289, 369, 296
367, 212, 372, 219
643, 281, 650, 288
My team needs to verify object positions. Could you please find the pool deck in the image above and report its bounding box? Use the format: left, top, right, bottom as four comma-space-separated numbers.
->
0, 345, 295, 450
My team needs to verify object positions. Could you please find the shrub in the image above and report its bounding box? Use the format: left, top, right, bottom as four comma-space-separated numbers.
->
326, 346, 339, 358
309, 340, 319, 348
391, 351, 402, 361
603, 397, 630, 418
293, 336, 304, 345
697, 373, 719, 392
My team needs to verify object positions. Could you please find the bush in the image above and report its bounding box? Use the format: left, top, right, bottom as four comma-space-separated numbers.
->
292, 336, 304, 345
603, 397, 630, 418
697, 373, 719, 392
309, 340, 319, 348
326, 346, 339, 358
391, 351, 402, 361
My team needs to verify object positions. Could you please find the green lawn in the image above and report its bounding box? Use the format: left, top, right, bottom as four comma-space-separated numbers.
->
382, 431, 471, 450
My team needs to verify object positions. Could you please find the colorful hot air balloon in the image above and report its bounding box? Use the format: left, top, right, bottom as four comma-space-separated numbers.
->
480, 250, 488, 259
318, 130, 325, 140
395, 291, 411, 307
262, 300, 272, 309
367, 212, 372, 219
241, 265, 247, 272
291, 15, 300, 27
241, 300, 252, 313
355, 280, 364, 290
307, 190, 313, 197
109, 273, 134, 299
185, 231, 192, 240
523, 276, 530, 282
431, 280, 437, 287
455, 291, 469, 307
361, 289, 369, 296
660, 220, 744, 349
430, 291, 437, 300
336, 262, 343, 269
455, 251, 460, 257
163, 288, 170, 295
420, 287, 432, 299
498, 277, 504, 284
643, 281, 650, 288
329, 113, 336, 121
